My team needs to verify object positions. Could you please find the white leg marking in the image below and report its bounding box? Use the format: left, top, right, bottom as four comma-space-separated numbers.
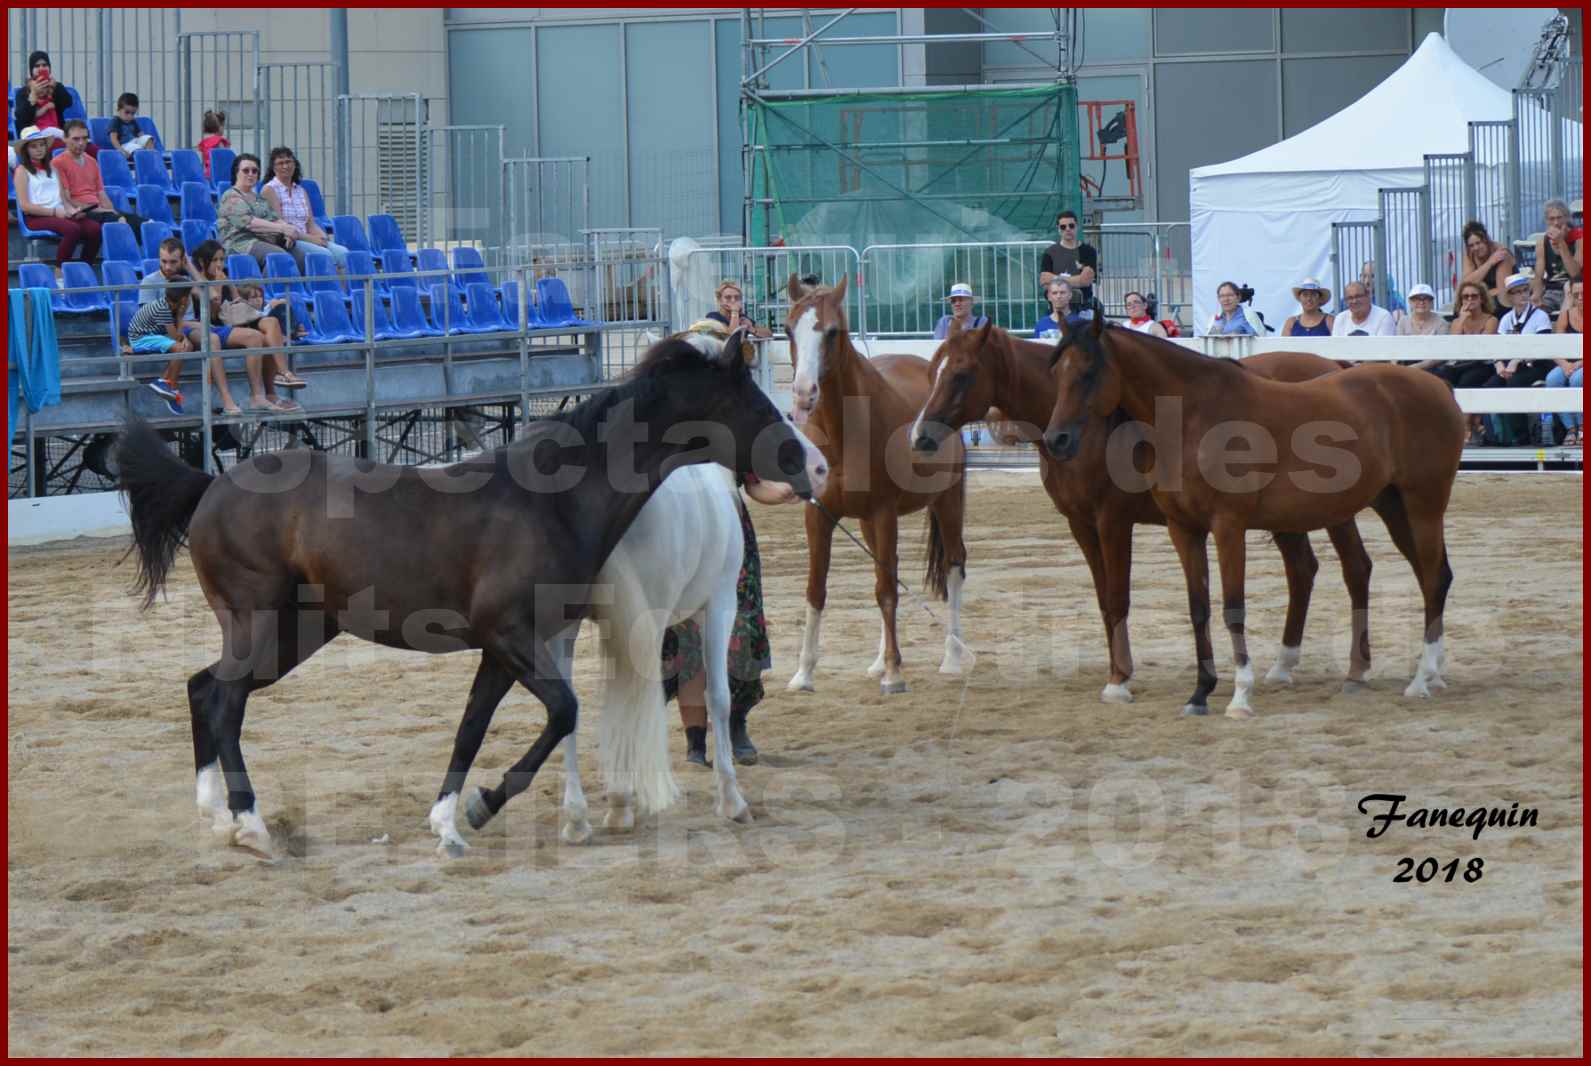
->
1265, 643, 1301, 685
559, 734, 592, 845
1225, 662, 1256, 719
866, 620, 888, 678
787, 605, 823, 691
428, 793, 470, 854
1404, 638, 1445, 698
1100, 682, 1134, 704
195, 761, 225, 815
938, 566, 971, 675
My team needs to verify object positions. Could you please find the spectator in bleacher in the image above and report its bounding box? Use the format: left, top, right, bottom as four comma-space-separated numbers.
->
218, 153, 310, 270
1330, 281, 1395, 337
1531, 199, 1581, 314
13, 51, 85, 155
1459, 220, 1514, 317
1121, 290, 1167, 338
189, 239, 305, 413
1396, 284, 1445, 336
1544, 279, 1583, 446
1281, 278, 1334, 337
53, 120, 145, 234
13, 125, 102, 268
124, 283, 197, 416
1038, 209, 1097, 313
1435, 280, 1499, 446
703, 279, 772, 338
1206, 281, 1263, 336
108, 93, 153, 156
1033, 279, 1091, 338
934, 282, 989, 339
138, 236, 201, 305
1359, 260, 1406, 316
261, 146, 351, 269
1571, 199, 1584, 259
1483, 272, 1554, 445
197, 110, 230, 179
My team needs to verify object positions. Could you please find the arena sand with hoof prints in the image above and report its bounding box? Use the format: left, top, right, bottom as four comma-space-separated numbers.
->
7, 471, 1582, 1055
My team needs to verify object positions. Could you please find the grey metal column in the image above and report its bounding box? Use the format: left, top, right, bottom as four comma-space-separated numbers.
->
331, 10, 350, 216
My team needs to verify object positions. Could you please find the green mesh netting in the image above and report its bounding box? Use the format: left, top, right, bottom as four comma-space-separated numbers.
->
745, 83, 1081, 250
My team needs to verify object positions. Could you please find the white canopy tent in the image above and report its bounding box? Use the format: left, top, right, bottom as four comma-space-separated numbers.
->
1189, 33, 1542, 335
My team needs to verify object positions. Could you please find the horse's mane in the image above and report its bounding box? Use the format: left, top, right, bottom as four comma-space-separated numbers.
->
1097, 320, 1250, 378
539, 335, 730, 444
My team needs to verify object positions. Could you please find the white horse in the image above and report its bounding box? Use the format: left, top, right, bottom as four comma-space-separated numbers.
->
556, 328, 826, 844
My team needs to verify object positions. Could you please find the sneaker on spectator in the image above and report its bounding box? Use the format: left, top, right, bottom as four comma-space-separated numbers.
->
147, 380, 184, 415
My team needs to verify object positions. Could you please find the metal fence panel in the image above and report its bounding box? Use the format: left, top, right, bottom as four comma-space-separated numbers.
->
1331, 220, 1386, 311
418, 124, 505, 257
1468, 120, 1518, 249
1379, 186, 1434, 307
860, 240, 1048, 338
336, 93, 426, 237
500, 157, 591, 264
1514, 79, 1583, 237
1424, 152, 1475, 308
257, 62, 338, 207
176, 31, 260, 155
682, 245, 861, 338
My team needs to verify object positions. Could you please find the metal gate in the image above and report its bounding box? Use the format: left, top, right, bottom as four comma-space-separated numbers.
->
176, 31, 261, 154
860, 241, 1048, 338
683, 245, 861, 338
335, 93, 426, 237
500, 157, 591, 262
1469, 120, 1519, 249
257, 62, 338, 209
419, 124, 505, 257
1424, 153, 1476, 309
1379, 186, 1434, 307
1330, 220, 1387, 311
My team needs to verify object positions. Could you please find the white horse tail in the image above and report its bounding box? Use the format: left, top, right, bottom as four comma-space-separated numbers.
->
596, 609, 680, 816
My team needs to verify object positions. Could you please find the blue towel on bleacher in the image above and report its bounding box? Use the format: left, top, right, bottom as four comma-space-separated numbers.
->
8, 288, 63, 438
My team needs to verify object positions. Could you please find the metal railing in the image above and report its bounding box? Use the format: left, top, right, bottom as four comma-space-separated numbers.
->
1378, 187, 1432, 306
1469, 119, 1519, 249
500, 157, 592, 268
1424, 153, 1476, 311
335, 93, 427, 237
681, 244, 862, 338
257, 62, 339, 207
418, 124, 506, 257
1330, 220, 1388, 312
175, 31, 260, 156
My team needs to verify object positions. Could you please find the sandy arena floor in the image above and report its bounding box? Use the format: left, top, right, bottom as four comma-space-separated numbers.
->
7, 472, 1583, 1055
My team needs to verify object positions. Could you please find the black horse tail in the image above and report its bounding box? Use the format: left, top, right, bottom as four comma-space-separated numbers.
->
115, 416, 214, 608
923, 450, 968, 600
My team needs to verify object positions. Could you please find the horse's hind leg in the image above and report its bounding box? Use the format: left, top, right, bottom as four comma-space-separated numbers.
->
1094, 512, 1137, 703
864, 509, 908, 694
1067, 514, 1129, 703
1396, 490, 1454, 699
1165, 521, 1219, 717
429, 653, 515, 854
1266, 532, 1317, 685
1211, 522, 1255, 719
1326, 521, 1374, 690
464, 641, 580, 832
703, 590, 751, 823
190, 669, 224, 819
928, 481, 971, 677
788, 503, 835, 692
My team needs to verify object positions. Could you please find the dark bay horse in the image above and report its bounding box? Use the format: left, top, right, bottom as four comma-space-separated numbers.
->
911, 322, 1373, 702
785, 274, 968, 694
1043, 316, 1465, 718
115, 330, 824, 856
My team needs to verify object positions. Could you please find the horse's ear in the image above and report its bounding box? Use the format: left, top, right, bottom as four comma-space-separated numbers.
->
787, 273, 805, 302
976, 319, 994, 344
831, 273, 848, 301
1048, 339, 1066, 369
722, 326, 751, 369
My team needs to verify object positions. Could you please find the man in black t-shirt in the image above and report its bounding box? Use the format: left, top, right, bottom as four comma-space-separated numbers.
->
1039, 209, 1098, 313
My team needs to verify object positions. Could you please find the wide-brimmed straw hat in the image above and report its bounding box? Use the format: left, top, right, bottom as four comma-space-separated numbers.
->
1291, 277, 1331, 303
12, 124, 62, 149
1503, 271, 1532, 291
945, 282, 975, 301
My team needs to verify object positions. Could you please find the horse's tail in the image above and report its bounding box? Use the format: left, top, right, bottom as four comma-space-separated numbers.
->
923, 450, 968, 600
114, 416, 214, 608
597, 613, 680, 817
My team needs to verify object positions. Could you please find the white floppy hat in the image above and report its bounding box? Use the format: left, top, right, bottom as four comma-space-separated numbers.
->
1503, 271, 1532, 291
1407, 283, 1435, 300
1291, 277, 1331, 303
945, 282, 975, 300
12, 124, 62, 148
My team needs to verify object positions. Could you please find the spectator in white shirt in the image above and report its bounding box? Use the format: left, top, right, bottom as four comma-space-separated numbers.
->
1330, 281, 1396, 336
1482, 272, 1555, 445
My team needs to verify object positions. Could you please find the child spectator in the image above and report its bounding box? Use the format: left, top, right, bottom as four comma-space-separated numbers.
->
108, 92, 153, 156
125, 284, 197, 415
198, 110, 230, 179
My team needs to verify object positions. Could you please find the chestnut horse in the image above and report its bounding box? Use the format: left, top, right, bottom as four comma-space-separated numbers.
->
911, 322, 1374, 701
1043, 316, 1465, 718
784, 274, 968, 694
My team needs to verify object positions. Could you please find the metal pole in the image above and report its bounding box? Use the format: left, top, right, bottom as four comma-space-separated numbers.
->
98, 9, 113, 116
200, 280, 214, 474
517, 265, 531, 427
364, 276, 377, 458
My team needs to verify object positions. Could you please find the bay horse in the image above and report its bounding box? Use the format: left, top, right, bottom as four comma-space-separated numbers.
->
1042, 315, 1465, 718
911, 322, 1373, 701
784, 274, 968, 694
115, 329, 826, 857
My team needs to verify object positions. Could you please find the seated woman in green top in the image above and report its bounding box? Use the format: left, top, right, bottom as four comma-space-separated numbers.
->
216, 152, 310, 270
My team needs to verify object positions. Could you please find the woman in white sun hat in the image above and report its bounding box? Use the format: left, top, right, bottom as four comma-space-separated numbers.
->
1397, 283, 1445, 337
1281, 278, 1333, 336
933, 282, 989, 339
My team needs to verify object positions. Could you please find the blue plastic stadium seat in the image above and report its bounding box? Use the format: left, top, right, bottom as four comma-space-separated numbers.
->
62, 84, 86, 123
302, 250, 345, 300
14, 204, 63, 248
466, 282, 512, 331
102, 221, 141, 266
180, 219, 215, 255
378, 248, 418, 296
95, 152, 136, 214
533, 276, 594, 328
102, 261, 141, 328
139, 258, 160, 279
180, 181, 217, 224
331, 215, 372, 256
427, 283, 493, 335
139, 220, 175, 261
135, 184, 176, 228
19, 263, 67, 312
134, 116, 167, 154
390, 286, 442, 338
208, 147, 236, 194
308, 291, 364, 344
415, 248, 455, 294
264, 253, 310, 301
60, 262, 109, 313
498, 280, 531, 327
354, 288, 431, 341
299, 178, 332, 233
226, 255, 265, 286
132, 148, 176, 197
89, 116, 115, 150
366, 213, 407, 259
170, 150, 208, 195
451, 247, 496, 292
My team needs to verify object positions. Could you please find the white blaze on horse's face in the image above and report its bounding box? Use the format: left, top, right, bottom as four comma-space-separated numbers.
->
790, 307, 824, 425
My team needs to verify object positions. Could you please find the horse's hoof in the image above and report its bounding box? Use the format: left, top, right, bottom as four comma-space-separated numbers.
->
719, 799, 754, 824
604, 806, 636, 832
229, 810, 275, 860
865, 658, 887, 679
560, 819, 593, 846
1100, 683, 1134, 704
1181, 703, 1209, 717
787, 673, 815, 693
1340, 678, 1369, 695
880, 678, 908, 695
1224, 704, 1256, 720
1403, 677, 1432, 699
1428, 673, 1448, 691
1264, 665, 1295, 685
438, 839, 469, 859
938, 660, 965, 677
464, 788, 494, 830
